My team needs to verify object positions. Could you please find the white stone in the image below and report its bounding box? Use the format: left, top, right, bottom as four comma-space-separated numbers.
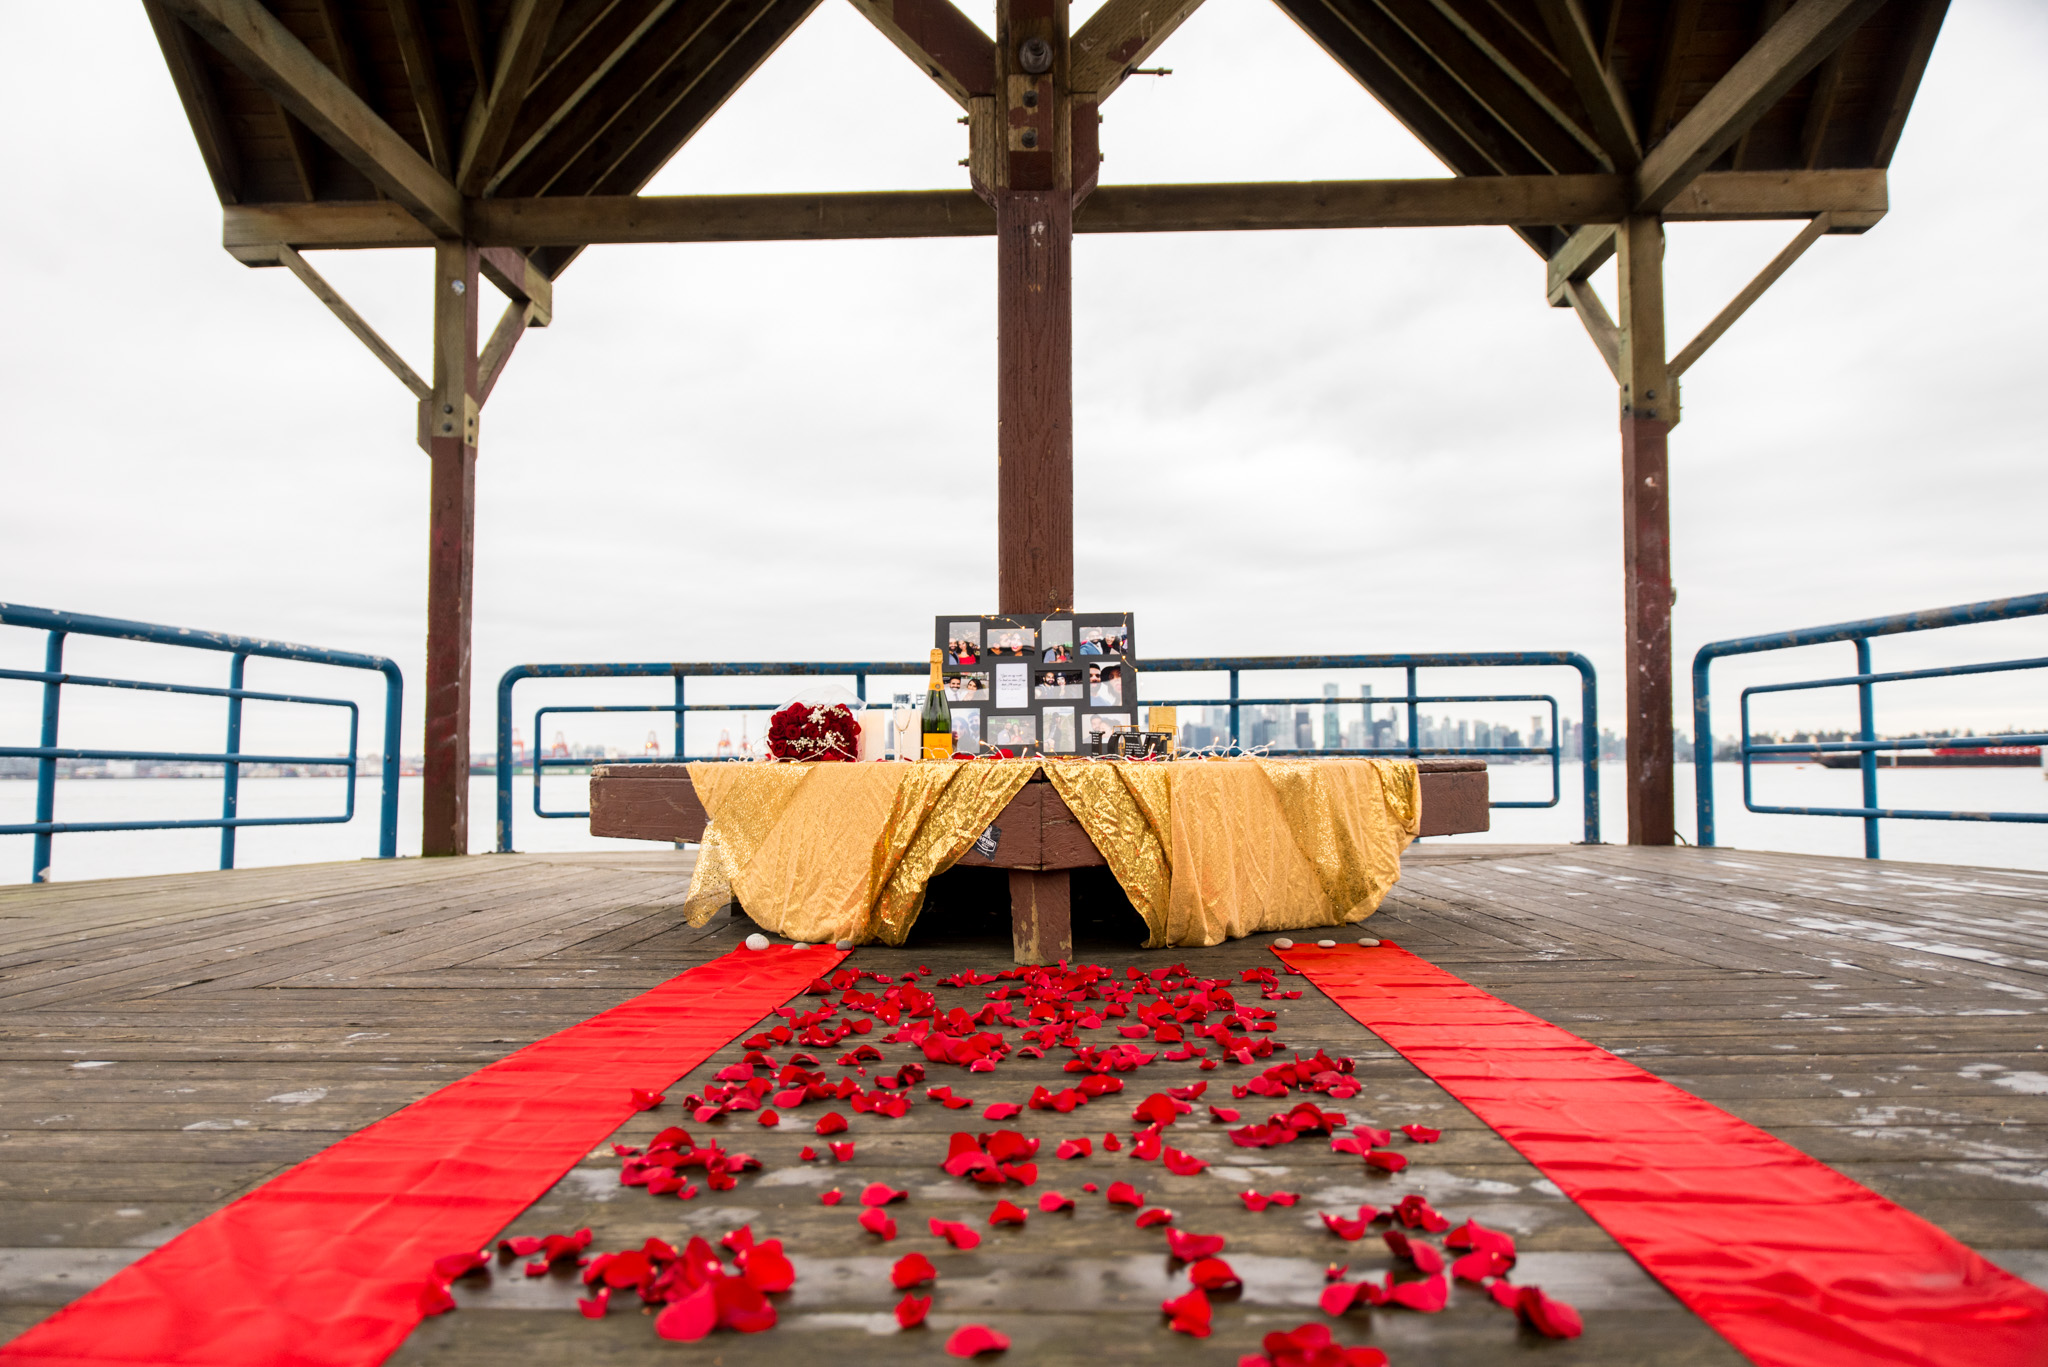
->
1273, 938, 1294, 949
743, 932, 770, 951
834, 939, 856, 951
1358, 937, 1381, 947
1316, 939, 1337, 949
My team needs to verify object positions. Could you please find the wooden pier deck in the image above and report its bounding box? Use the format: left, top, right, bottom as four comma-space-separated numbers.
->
3, 843, 2046, 1363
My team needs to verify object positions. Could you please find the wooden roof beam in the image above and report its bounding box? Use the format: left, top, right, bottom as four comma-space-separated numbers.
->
1546, 221, 1614, 306
159, 0, 464, 237
1634, 0, 1887, 213
845, 0, 996, 107
386, 0, 455, 176
1071, 0, 1205, 102
218, 171, 1882, 252
457, 0, 566, 195
142, 0, 242, 204
1535, 0, 1639, 168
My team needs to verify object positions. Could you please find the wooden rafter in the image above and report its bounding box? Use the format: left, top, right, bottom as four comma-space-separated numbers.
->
1373, 0, 1602, 174
1798, 47, 1846, 169
1640, 0, 1701, 147
478, 246, 553, 325
1545, 221, 1615, 305
1870, 0, 1947, 167
580, 0, 825, 198
1070, 0, 1204, 102
160, 0, 464, 236
453, 0, 491, 94
142, 0, 242, 204
479, 299, 540, 405
1534, 0, 1640, 168
484, 0, 678, 198
845, 0, 995, 107
277, 102, 323, 199
386, 0, 455, 175
1429, 0, 1607, 167
457, 0, 566, 195
1635, 0, 1887, 212
492, 0, 763, 199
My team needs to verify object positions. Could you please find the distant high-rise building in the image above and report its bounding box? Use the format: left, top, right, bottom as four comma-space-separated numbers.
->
1322, 683, 1340, 750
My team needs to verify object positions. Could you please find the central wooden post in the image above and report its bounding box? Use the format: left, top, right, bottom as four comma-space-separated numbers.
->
423, 240, 480, 857
992, 0, 1073, 615
1616, 215, 1675, 845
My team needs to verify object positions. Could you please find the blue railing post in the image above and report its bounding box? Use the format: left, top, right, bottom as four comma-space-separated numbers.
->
1405, 666, 1420, 760
1693, 651, 1716, 848
219, 652, 247, 870
1574, 654, 1600, 844
495, 666, 526, 854
1228, 670, 1240, 748
672, 674, 686, 761
377, 662, 402, 860
1854, 637, 1879, 859
31, 630, 65, 883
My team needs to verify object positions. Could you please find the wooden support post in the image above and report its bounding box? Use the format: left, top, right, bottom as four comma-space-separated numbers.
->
423, 240, 480, 856
1009, 868, 1072, 964
1616, 215, 1674, 846
992, 0, 1074, 615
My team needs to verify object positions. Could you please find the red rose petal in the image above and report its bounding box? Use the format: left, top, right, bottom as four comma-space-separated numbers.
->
989, 1199, 1028, 1226
1133, 1207, 1175, 1229
1208, 1106, 1241, 1123
944, 1324, 1011, 1357
1321, 1211, 1371, 1241
1039, 1191, 1076, 1213
1163, 1148, 1206, 1176
1452, 1248, 1513, 1281
1103, 1132, 1122, 1152
418, 1282, 455, 1316
1187, 1256, 1241, 1291
859, 1208, 898, 1240
984, 1103, 1022, 1120
1515, 1286, 1584, 1339
757, 1109, 780, 1127
828, 1141, 856, 1162
1081, 1182, 1099, 1193
654, 1283, 718, 1342
1364, 1149, 1408, 1172
1165, 1228, 1225, 1261
892, 1252, 938, 1289
896, 1293, 932, 1329
1388, 1272, 1448, 1313
930, 1218, 983, 1250
629, 1088, 666, 1111
862, 1182, 908, 1206
1105, 1181, 1145, 1207
576, 1287, 611, 1318
1055, 1138, 1091, 1160
1319, 1282, 1359, 1316
800, 1146, 818, 1161
820, 1189, 844, 1206
1161, 1287, 1213, 1337
1401, 1123, 1441, 1143
815, 1112, 849, 1135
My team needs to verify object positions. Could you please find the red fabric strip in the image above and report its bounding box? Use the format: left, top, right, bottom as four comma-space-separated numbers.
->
2, 944, 843, 1367
1283, 942, 2048, 1367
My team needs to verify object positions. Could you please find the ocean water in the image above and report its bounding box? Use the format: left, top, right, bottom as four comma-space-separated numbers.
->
1, 763, 2043, 886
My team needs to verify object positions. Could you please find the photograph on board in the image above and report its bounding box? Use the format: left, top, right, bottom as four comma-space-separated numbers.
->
952, 709, 981, 753
944, 672, 987, 702
1088, 662, 1124, 707
987, 714, 1038, 749
1042, 707, 1076, 753
1036, 668, 1084, 700
947, 623, 982, 666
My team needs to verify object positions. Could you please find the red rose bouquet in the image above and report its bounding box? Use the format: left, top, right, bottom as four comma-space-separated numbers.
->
766, 701, 860, 762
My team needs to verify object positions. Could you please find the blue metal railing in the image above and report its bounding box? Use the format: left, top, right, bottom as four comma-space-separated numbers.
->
0, 603, 403, 883
495, 652, 1598, 851
1692, 592, 2048, 858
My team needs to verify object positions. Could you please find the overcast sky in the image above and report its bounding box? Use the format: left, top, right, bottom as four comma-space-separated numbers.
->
2, 0, 2044, 767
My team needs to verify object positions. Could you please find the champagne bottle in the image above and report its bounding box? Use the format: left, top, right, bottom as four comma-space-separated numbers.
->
921, 648, 954, 760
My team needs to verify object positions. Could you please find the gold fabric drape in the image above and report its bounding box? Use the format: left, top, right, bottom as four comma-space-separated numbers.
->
681, 757, 1418, 948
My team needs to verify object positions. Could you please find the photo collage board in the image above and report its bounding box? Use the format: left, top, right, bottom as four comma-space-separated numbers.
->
936, 612, 1136, 756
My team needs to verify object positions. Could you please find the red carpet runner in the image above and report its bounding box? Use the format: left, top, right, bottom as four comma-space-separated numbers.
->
1, 944, 843, 1367
1282, 942, 2048, 1367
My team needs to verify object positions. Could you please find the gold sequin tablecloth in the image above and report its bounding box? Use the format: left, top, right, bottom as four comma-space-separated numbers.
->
680, 757, 1419, 949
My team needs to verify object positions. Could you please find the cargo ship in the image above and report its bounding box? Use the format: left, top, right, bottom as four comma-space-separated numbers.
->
1817, 745, 2042, 768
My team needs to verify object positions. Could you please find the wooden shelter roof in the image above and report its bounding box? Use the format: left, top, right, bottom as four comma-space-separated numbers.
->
148, 0, 1945, 277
